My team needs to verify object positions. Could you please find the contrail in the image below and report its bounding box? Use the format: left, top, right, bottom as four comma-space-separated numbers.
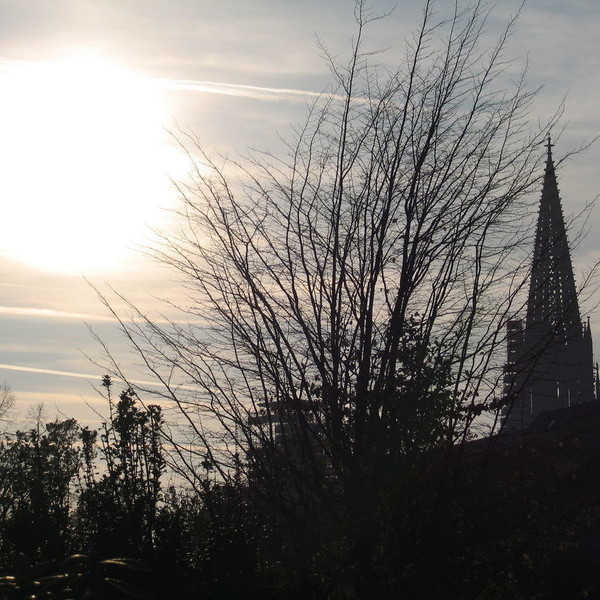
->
0, 305, 206, 326
0, 363, 198, 392
0, 305, 115, 321
158, 78, 328, 102
0, 363, 108, 381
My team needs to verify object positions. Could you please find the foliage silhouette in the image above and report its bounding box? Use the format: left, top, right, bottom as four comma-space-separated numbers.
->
77, 378, 164, 559
0, 416, 85, 561
0, 553, 154, 600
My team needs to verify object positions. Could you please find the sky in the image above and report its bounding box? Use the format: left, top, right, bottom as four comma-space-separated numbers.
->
0, 0, 599, 427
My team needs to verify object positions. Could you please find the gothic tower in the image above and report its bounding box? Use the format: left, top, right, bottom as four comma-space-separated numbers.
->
503, 138, 595, 431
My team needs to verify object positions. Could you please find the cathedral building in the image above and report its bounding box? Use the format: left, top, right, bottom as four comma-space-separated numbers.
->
502, 138, 596, 431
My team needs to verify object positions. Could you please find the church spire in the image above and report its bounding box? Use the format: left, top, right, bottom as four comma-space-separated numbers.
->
526, 136, 581, 340
502, 138, 595, 430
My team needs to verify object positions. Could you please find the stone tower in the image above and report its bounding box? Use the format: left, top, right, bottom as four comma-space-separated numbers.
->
503, 138, 595, 430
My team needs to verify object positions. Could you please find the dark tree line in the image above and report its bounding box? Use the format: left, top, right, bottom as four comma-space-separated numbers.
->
2, 379, 600, 600
0, 380, 272, 598
0, 379, 278, 599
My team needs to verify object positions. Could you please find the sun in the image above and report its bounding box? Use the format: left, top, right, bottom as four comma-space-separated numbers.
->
0, 53, 182, 274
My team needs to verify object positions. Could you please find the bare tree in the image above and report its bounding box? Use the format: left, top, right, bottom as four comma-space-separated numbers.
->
0, 382, 15, 426
96, 0, 562, 594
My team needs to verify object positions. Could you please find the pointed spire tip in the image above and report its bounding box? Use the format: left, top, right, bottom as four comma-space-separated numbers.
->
545, 134, 555, 171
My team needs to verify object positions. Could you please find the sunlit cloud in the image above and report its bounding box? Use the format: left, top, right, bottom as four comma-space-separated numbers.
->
0, 306, 115, 321
0, 56, 327, 103
0, 57, 30, 72
0, 55, 186, 274
0, 55, 330, 276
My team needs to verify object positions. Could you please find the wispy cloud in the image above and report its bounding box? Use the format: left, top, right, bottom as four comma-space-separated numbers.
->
0, 363, 197, 392
0, 306, 115, 321
0, 362, 106, 380
158, 78, 326, 102
0, 305, 202, 325
0, 363, 163, 389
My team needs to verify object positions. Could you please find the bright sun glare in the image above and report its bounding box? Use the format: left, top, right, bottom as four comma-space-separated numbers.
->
0, 54, 181, 273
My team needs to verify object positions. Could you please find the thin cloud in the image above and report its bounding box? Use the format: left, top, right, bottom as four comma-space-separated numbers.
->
0, 363, 198, 392
0, 362, 107, 381
0, 282, 28, 289
0, 305, 206, 326
0, 363, 160, 389
158, 78, 327, 102
0, 306, 115, 321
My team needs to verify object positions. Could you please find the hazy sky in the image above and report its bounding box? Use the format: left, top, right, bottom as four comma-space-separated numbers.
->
0, 0, 599, 426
